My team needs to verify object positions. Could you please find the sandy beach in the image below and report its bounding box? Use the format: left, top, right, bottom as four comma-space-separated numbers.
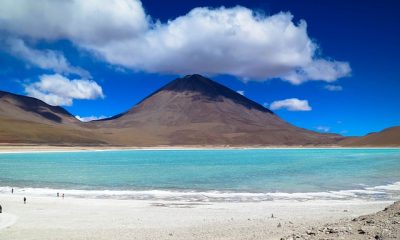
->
0, 193, 393, 240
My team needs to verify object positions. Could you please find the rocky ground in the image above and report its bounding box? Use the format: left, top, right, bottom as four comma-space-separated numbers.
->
281, 201, 400, 240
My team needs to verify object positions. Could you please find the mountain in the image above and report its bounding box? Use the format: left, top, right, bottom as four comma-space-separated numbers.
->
340, 126, 400, 147
92, 74, 343, 146
0, 91, 105, 145
11, 74, 400, 147
0, 91, 81, 125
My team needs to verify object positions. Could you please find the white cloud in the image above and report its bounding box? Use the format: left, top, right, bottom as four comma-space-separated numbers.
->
75, 115, 108, 122
0, 1, 351, 83
0, 0, 147, 45
91, 8, 350, 83
236, 90, 245, 96
270, 98, 312, 111
315, 126, 330, 133
25, 74, 104, 106
283, 60, 351, 85
324, 84, 343, 91
4, 38, 89, 77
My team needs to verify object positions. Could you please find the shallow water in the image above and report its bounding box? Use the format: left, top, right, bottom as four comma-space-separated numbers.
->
1, 148, 399, 201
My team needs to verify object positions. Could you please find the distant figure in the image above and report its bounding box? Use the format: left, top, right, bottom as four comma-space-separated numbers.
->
0, 204, 2, 213
62, 193, 64, 199
11, 188, 14, 194
57, 192, 59, 197
23, 197, 26, 204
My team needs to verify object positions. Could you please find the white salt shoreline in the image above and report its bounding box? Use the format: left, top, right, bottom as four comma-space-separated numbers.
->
1, 184, 399, 202
0, 145, 399, 154
0, 193, 394, 240
0, 213, 17, 230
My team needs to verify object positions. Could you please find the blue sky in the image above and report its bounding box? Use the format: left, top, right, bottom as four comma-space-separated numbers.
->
0, 0, 399, 136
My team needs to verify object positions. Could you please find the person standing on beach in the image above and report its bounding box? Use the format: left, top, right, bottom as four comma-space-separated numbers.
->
62, 193, 64, 199
11, 188, 14, 194
57, 192, 59, 197
23, 197, 26, 204
0, 204, 2, 213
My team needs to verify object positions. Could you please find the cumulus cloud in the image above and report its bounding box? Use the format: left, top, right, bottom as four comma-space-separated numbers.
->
90, 8, 351, 83
324, 84, 343, 91
270, 98, 312, 111
0, 0, 147, 45
315, 126, 330, 132
4, 38, 89, 77
75, 115, 109, 122
283, 60, 351, 85
0, 1, 351, 83
25, 74, 104, 106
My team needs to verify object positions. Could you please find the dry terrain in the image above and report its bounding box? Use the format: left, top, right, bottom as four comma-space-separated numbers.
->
281, 201, 400, 240
1, 75, 399, 147
0, 193, 394, 240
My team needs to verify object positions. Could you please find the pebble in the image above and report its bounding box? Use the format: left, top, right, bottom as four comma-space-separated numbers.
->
306, 230, 315, 235
358, 228, 366, 234
280, 201, 400, 240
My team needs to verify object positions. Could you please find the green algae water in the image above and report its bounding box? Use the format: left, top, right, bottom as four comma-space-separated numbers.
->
0, 148, 400, 201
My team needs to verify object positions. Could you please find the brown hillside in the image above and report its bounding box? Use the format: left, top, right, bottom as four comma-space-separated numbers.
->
0, 91, 106, 145
340, 126, 400, 147
92, 74, 342, 146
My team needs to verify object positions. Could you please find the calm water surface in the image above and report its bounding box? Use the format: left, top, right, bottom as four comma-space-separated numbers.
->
0, 149, 399, 201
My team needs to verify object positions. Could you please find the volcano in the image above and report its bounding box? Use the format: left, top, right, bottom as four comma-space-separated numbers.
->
0, 75, 348, 146
93, 74, 342, 146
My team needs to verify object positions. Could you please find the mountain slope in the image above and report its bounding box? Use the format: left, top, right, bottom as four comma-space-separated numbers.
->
3, 75, 398, 147
0, 91, 106, 145
340, 126, 400, 147
94, 74, 343, 146
0, 91, 79, 125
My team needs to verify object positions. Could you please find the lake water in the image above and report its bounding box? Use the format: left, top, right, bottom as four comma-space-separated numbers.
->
0, 148, 400, 202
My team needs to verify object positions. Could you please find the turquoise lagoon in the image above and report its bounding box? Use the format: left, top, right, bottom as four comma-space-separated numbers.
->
0, 148, 400, 201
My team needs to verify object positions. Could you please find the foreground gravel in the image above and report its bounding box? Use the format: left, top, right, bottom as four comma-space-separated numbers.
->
281, 201, 400, 240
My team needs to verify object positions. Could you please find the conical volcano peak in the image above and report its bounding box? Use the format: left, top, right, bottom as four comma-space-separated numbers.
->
157, 74, 272, 114
183, 74, 205, 79
181, 74, 214, 83
91, 74, 343, 146
162, 74, 220, 92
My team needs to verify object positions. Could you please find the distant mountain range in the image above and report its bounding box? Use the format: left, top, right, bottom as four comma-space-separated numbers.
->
340, 126, 400, 147
0, 74, 398, 147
